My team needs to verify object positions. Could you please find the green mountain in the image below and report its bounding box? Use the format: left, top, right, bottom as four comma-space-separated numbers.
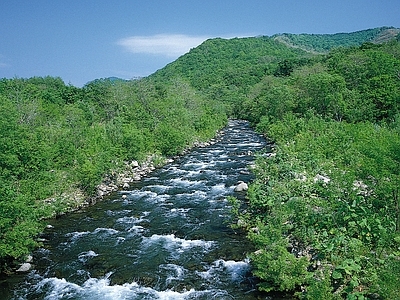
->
272, 26, 400, 53
150, 26, 399, 116
150, 36, 313, 115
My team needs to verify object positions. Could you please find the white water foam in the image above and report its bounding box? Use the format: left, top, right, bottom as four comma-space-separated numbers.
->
141, 234, 215, 254
169, 178, 204, 187
159, 263, 186, 284
116, 215, 148, 225
78, 250, 99, 263
176, 190, 207, 198
145, 184, 170, 193
210, 183, 229, 195
65, 231, 90, 242
236, 142, 263, 147
127, 225, 145, 234
93, 227, 119, 236
196, 259, 251, 283
29, 274, 229, 300
167, 208, 191, 218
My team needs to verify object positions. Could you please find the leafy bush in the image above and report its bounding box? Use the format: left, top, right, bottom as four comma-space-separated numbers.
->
233, 116, 400, 298
0, 75, 227, 270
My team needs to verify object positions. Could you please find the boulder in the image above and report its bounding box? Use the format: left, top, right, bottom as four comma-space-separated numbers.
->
234, 181, 248, 192
16, 263, 32, 272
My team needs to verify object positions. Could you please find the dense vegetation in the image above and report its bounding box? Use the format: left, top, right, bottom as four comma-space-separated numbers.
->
151, 36, 312, 115
1, 26, 399, 299
232, 39, 400, 299
273, 26, 400, 53
0, 75, 227, 272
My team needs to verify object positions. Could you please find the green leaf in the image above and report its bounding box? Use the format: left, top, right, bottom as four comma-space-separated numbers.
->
332, 270, 343, 279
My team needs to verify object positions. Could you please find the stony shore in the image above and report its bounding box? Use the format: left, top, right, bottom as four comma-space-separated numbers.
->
72, 134, 224, 213
14, 130, 231, 274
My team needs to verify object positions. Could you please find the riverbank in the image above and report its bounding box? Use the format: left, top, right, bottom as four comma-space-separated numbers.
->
3, 120, 269, 300
3, 125, 226, 276
67, 133, 225, 213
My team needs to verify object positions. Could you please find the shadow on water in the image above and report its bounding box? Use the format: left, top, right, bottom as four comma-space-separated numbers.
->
3, 120, 295, 300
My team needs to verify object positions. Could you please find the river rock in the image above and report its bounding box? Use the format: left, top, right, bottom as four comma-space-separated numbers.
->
234, 181, 248, 192
134, 174, 142, 181
16, 262, 32, 272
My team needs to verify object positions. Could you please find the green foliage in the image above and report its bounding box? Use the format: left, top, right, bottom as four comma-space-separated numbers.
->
375, 256, 400, 299
0, 75, 227, 270
233, 116, 400, 298
273, 27, 399, 53
152, 36, 310, 116
251, 245, 309, 292
241, 40, 400, 125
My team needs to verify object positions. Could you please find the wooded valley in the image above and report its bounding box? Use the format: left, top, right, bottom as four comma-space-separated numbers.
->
1, 26, 399, 299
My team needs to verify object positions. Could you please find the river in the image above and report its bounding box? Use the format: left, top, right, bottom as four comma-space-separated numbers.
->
3, 120, 284, 299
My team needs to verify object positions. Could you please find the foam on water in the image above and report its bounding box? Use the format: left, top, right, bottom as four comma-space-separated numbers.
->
196, 259, 251, 283
159, 263, 186, 284
126, 225, 146, 234
178, 190, 207, 198
77, 250, 99, 263
24, 274, 232, 300
129, 190, 158, 199
93, 227, 119, 236
141, 234, 215, 253
210, 183, 229, 195
116, 214, 149, 225
167, 208, 191, 218
169, 178, 204, 187
65, 231, 90, 243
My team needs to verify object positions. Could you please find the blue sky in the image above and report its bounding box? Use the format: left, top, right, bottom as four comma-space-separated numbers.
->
1, 0, 399, 87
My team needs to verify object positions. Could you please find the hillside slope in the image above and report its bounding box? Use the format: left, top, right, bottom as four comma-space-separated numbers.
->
151, 36, 312, 114
272, 26, 400, 53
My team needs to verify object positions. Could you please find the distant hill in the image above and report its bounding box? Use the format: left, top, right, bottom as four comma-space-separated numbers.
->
272, 26, 400, 53
150, 27, 399, 115
151, 36, 310, 98
154, 27, 400, 89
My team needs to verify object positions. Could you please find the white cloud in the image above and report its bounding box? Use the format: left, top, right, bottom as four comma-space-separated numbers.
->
117, 34, 210, 57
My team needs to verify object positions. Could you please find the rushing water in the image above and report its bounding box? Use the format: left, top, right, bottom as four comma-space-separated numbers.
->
5, 120, 276, 300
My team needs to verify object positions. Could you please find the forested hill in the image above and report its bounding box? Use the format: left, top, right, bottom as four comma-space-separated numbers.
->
272, 26, 400, 53
151, 27, 399, 115
151, 36, 314, 116
152, 36, 308, 91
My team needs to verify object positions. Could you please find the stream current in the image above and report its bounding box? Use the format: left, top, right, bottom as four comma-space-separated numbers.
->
7, 120, 271, 299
